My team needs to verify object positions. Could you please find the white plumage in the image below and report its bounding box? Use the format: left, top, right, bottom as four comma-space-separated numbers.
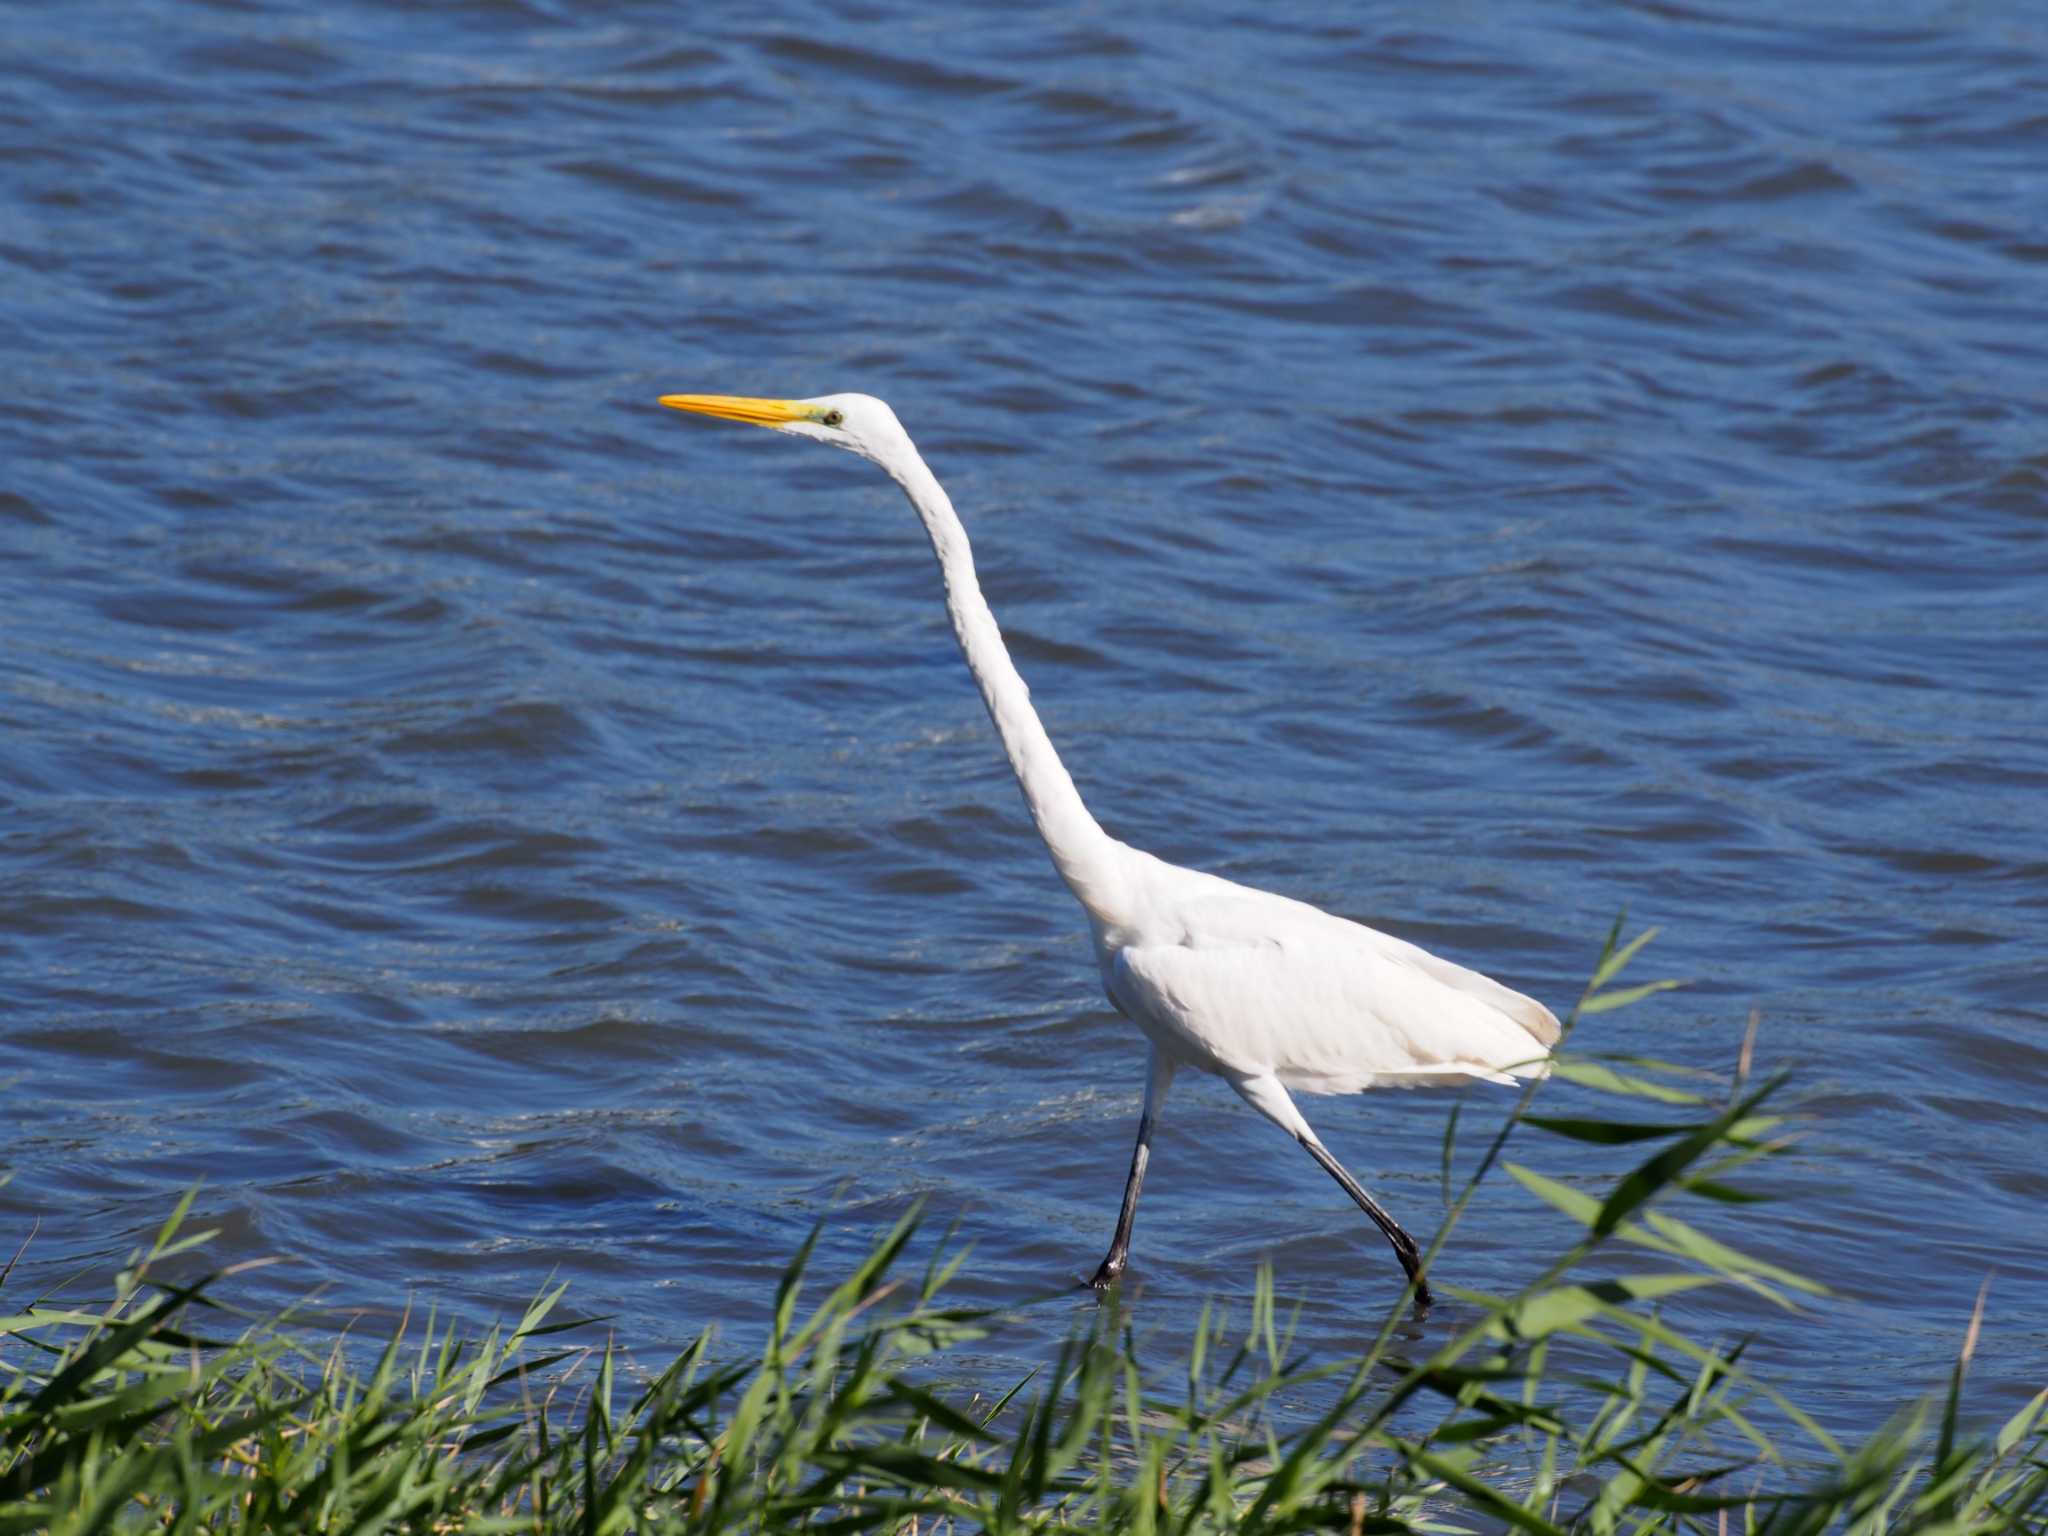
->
660, 389, 1557, 1307
1105, 860, 1557, 1094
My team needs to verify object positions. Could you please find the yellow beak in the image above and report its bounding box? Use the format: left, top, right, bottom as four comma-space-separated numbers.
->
658, 393, 811, 427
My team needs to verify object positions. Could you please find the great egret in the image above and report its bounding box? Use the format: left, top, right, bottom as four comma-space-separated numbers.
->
659, 391, 1559, 1306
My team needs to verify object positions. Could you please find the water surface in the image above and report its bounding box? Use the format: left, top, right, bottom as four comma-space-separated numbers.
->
3, 0, 2045, 1431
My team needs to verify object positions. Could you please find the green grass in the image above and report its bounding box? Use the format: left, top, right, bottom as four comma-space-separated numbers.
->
5, 926, 2044, 1534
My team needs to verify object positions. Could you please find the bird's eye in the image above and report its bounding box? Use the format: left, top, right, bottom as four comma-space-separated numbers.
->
821, 409, 844, 427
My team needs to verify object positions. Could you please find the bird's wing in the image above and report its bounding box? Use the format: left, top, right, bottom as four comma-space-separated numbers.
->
1348, 916, 1561, 1048
1108, 892, 1556, 1094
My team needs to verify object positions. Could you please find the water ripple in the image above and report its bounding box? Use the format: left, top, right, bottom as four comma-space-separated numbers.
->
1, 0, 2043, 1433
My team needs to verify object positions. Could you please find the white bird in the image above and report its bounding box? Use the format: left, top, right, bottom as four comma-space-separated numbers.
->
659, 391, 1559, 1306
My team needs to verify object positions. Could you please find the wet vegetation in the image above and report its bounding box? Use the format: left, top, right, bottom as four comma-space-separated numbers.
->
5, 927, 2042, 1534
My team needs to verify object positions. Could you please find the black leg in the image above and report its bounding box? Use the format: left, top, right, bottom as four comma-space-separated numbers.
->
1086, 1111, 1153, 1289
1086, 1047, 1176, 1290
1227, 1073, 1434, 1307
1300, 1136, 1434, 1308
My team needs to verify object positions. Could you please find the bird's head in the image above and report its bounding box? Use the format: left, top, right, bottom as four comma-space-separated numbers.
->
658, 390, 912, 472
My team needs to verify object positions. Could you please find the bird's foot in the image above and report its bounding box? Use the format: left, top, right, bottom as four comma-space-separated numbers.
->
1388, 1231, 1434, 1310
1082, 1254, 1126, 1291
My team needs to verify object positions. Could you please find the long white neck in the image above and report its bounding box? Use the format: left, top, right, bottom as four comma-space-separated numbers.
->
882, 446, 1129, 926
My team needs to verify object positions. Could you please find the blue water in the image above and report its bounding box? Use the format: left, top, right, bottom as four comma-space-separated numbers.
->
3, 1, 2045, 1432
